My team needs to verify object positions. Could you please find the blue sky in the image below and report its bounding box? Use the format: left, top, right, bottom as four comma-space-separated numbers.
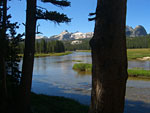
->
8, 0, 150, 37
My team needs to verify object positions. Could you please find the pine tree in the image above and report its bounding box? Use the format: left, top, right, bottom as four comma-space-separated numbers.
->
0, 1, 23, 112
0, 1, 8, 111
40, 39, 47, 53
6, 22, 23, 86
19, 0, 71, 113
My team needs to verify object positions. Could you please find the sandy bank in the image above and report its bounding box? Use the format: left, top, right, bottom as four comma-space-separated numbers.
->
137, 57, 150, 60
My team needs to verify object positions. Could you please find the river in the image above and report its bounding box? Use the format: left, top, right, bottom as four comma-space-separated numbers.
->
30, 52, 150, 113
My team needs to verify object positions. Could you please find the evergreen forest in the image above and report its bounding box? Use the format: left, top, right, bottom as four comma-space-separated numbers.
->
18, 39, 65, 54
18, 36, 150, 54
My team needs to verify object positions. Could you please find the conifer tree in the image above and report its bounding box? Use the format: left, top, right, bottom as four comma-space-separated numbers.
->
0, 1, 8, 111
0, 1, 23, 112
19, 0, 71, 113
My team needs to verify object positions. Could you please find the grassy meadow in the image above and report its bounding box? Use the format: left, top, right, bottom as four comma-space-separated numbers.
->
73, 63, 150, 78
19, 49, 150, 60
19, 51, 72, 57
73, 63, 92, 72
77, 49, 150, 60
127, 49, 150, 60
128, 69, 150, 77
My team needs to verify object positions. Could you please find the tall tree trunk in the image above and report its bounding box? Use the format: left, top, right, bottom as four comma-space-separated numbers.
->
0, 1, 8, 113
0, 0, 7, 103
89, 0, 128, 113
18, 0, 37, 113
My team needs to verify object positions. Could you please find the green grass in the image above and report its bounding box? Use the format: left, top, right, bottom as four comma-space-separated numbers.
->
73, 63, 92, 72
76, 49, 150, 60
71, 60, 82, 62
31, 93, 89, 113
19, 49, 150, 60
128, 69, 150, 77
19, 51, 72, 57
35, 51, 72, 57
73, 63, 150, 78
127, 49, 150, 60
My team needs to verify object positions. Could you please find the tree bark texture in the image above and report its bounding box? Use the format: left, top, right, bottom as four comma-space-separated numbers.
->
89, 0, 128, 113
19, 0, 37, 112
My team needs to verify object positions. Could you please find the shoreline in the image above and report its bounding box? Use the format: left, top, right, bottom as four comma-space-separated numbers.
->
76, 49, 150, 61
73, 63, 150, 80
19, 49, 150, 61
136, 57, 150, 61
19, 51, 73, 57
128, 76, 150, 81
31, 87, 150, 113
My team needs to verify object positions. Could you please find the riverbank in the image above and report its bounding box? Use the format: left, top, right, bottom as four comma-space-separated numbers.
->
76, 50, 91, 52
31, 93, 88, 113
127, 49, 150, 60
73, 63, 150, 79
128, 69, 150, 78
31, 86, 150, 113
73, 63, 92, 71
30, 51, 150, 113
76, 49, 150, 60
19, 51, 72, 57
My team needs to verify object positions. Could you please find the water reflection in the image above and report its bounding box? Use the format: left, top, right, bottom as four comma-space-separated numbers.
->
128, 60, 150, 70
75, 71, 91, 77
31, 52, 150, 112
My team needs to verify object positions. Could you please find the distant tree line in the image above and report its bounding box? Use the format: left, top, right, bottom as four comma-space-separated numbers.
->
126, 36, 150, 48
64, 39, 91, 51
19, 36, 150, 54
63, 36, 150, 51
18, 39, 65, 54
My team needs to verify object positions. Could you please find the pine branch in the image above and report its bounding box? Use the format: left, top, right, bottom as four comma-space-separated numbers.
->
36, 9, 71, 23
88, 17, 96, 21
89, 12, 96, 16
41, 0, 70, 7
88, 12, 97, 21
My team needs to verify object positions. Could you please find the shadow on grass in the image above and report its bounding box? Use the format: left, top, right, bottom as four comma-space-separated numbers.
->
31, 93, 89, 113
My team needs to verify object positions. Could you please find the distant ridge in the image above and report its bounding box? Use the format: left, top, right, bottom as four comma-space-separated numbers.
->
126, 25, 147, 37
36, 25, 148, 40
49, 30, 94, 40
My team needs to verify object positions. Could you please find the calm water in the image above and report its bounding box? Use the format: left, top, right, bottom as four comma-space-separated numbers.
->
29, 52, 150, 113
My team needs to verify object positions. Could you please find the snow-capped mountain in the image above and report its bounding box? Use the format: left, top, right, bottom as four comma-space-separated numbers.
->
50, 30, 93, 40
40, 25, 147, 41
50, 30, 72, 40
36, 35, 48, 39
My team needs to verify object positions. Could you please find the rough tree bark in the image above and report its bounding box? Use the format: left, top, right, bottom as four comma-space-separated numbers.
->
18, 0, 37, 112
89, 0, 128, 113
